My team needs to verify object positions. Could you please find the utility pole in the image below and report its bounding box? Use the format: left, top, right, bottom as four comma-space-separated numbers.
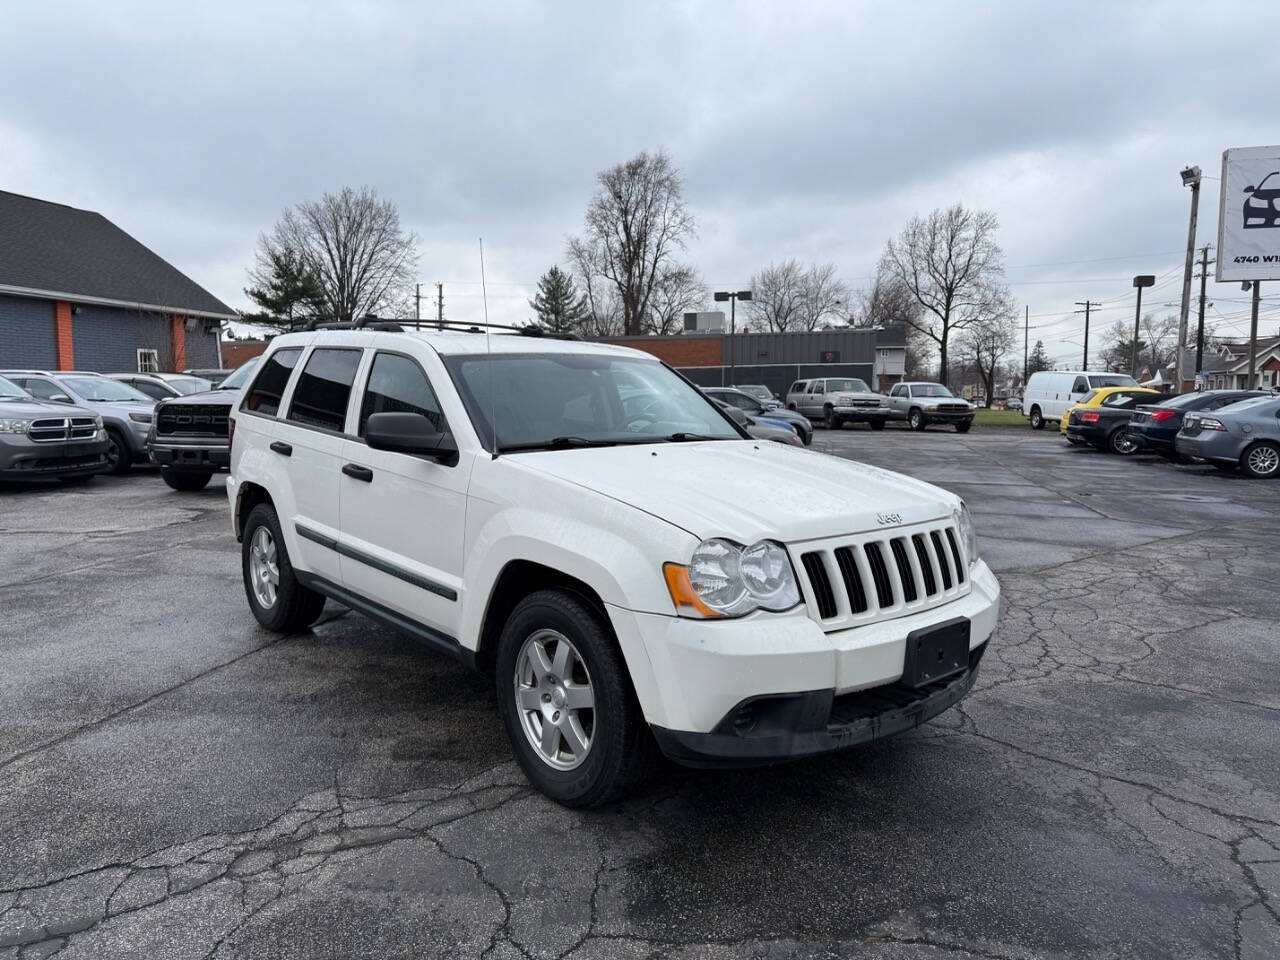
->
1023, 305, 1029, 386
436, 282, 444, 329
1194, 244, 1214, 383
1246, 281, 1261, 389
1131, 275, 1156, 377
414, 283, 421, 326
1176, 166, 1202, 393
1074, 300, 1100, 369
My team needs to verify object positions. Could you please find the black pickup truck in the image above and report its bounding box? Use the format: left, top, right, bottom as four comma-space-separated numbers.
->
147, 358, 259, 490
1064, 389, 1155, 454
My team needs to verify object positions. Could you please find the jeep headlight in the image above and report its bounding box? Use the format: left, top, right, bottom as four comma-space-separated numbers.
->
664, 538, 801, 618
953, 502, 978, 567
0, 418, 32, 434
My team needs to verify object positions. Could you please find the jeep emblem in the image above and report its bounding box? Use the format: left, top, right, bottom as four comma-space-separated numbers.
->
876, 513, 902, 526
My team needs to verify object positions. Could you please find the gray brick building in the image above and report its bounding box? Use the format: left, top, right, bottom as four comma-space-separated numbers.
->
0, 190, 235, 373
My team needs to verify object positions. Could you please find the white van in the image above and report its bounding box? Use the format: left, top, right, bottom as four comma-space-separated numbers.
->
1023, 370, 1138, 429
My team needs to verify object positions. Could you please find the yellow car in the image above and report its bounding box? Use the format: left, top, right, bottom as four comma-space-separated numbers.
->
1061, 386, 1162, 439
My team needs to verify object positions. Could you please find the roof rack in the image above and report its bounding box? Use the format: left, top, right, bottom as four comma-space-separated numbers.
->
302, 314, 578, 340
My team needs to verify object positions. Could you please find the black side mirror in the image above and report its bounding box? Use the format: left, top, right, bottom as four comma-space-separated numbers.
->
365, 412, 456, 463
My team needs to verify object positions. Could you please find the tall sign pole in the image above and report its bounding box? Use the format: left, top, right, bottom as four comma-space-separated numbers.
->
1247, 282, 1261, 389
1131, 276, 1156, 376
1176, 166, 1202, 392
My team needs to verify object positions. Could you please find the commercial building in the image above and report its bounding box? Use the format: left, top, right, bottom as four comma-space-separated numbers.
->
0, 190, 235, 373
600, 325, 907, 397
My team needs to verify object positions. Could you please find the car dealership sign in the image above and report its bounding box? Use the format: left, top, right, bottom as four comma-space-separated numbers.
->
1217, 145, 1280, 281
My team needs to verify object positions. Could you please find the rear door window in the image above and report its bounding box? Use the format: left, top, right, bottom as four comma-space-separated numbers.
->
244, 347, 303, 417
287, 348, 362, 432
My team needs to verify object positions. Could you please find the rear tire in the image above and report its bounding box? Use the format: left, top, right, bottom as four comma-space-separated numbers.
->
1240, 441, 1280, 479
161, 467, 212, 491
495, 589, 658, 808
1109, 427, 1138, 456
1030, 407, 1045, 430
104, 428, 131, 475
241, 503, 326, 632
1212, 462, 1238, 473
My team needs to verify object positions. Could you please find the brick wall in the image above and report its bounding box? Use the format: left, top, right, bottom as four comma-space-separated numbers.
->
221, 340, 268, 368
0, 294, 57, 368
599, 334, 724, 367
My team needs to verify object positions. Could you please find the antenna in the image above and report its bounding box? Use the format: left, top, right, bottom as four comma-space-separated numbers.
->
479, 238, 497, 459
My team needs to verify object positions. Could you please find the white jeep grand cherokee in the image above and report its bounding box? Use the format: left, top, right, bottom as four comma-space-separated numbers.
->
227, 326, 999, 807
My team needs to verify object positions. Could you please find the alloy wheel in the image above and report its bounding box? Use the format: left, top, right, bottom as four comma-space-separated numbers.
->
514, 629, 595, 770
1247, 444, 1279, 477
249, 526, 280, 609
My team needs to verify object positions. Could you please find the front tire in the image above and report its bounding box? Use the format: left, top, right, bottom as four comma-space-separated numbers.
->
869, 419, 886, 432
161, 467, 212, 491
104, 428, 131, 475
496, 589, 657, 808
1030, 407, 1045, 430
1241, 442, 1280, 479
955, 420, 972, 433
241, 503, 326, 632
823, 406, 841, 430
908, 409, 926, 431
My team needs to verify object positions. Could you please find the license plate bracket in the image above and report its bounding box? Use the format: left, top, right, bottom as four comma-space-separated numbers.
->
902, 617, 970, 688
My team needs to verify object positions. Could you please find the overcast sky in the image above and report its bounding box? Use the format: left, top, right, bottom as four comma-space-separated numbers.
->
4, 1, 1279, 365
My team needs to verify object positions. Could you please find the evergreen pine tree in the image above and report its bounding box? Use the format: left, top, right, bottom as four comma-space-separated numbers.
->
1027, 339, 1052, 374
245, 249, 327, 331
529, 266, 588, 335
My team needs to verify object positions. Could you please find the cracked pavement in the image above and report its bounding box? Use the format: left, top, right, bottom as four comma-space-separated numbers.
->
1, 429, 1277, 959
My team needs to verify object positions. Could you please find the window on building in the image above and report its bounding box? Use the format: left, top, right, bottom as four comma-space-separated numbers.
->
359, 353, 445, 435
137, 349, 159, 373
287, 348, 363, 432
243, 347, 303, 417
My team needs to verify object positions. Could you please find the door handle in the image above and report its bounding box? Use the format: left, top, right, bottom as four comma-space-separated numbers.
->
342, 463, 374, 482
269, 441, 292, 457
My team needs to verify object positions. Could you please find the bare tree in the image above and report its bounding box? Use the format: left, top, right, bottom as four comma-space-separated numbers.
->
645, 264, 706, 335
796, 262, 850, 331
257, 186, 418, 323
566, 239, 624, 336
745, 260, 806, 332
566, 151, 696, 336
878, 204, 1012, 386
958, 314, 1016, 402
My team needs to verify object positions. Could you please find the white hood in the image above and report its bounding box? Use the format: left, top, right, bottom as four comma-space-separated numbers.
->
512, 440, 957, 544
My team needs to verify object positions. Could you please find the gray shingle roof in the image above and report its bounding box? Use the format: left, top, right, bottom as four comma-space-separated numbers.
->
0, 190, 236, 319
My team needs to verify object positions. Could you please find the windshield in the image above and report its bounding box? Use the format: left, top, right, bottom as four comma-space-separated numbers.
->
217, 358, 261, 391
825, 379, 870, 393
1090, 374, 1138, 388
0, 375, 29, 399
737, 384, 773, 401
62, 376, 152, 402
166, 376, 213, 395
444, 353, 743, 452
913, 383, 954, 398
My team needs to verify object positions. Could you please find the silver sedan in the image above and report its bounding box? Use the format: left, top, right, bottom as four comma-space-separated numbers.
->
1175, 394, 1280, 478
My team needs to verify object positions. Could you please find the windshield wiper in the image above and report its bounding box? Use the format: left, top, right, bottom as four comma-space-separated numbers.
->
664, 432, 730, 442
498, 436, 627, 453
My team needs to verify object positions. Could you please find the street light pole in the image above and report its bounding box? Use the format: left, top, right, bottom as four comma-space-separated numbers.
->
713, 289, 753, 388
1131, 275, 1156, 376
1176, 166, 1202, 392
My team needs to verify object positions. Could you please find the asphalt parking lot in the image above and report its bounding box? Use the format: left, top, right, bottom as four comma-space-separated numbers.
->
2, 430, 1278, 960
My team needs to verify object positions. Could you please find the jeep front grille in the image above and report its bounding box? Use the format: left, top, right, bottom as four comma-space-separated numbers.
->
156, 403, 230, 438
29, 417, 98, 442
795, 520, 969, 631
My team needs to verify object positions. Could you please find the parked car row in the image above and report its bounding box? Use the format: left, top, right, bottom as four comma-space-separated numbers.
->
781, 378, 976, 432
0, 360, 261, 487
1061, 386, 1280, 478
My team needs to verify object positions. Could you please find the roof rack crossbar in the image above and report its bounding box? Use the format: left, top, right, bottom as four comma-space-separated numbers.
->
299, 315, 578, 341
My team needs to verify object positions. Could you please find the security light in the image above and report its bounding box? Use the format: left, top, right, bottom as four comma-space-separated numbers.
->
1133, 275, 1156, 288
713, 292, 729, 302
1180, 166, 1201, 187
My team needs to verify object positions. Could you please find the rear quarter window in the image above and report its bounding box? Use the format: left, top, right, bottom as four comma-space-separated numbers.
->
287, 348, 363, 432
243, 347, 303, 417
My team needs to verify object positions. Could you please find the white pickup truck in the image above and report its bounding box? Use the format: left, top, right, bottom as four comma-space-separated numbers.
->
227, 326, 1000, 806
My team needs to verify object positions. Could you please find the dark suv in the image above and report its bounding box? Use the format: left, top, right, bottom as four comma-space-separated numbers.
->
148, 358, 260, 490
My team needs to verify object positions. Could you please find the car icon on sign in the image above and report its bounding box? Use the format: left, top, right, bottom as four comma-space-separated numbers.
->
1243, 171, 1280, 229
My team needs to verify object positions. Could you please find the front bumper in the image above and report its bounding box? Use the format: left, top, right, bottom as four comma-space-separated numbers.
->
606, 561, 999, 762
921, 410, 973, 422
834, 406, 889, 421
0, 435, 109, 477
149, 438, 230, 471
653, 643, 985, 767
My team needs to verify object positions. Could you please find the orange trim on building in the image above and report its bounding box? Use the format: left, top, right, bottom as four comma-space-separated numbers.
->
54, 301, 74, 369
170, 315, 187, 371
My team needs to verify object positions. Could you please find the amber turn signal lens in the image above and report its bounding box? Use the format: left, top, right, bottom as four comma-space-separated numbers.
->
662, 562, 723, 619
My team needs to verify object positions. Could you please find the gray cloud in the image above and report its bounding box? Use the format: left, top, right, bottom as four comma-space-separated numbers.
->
3, 0, 1278, 356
